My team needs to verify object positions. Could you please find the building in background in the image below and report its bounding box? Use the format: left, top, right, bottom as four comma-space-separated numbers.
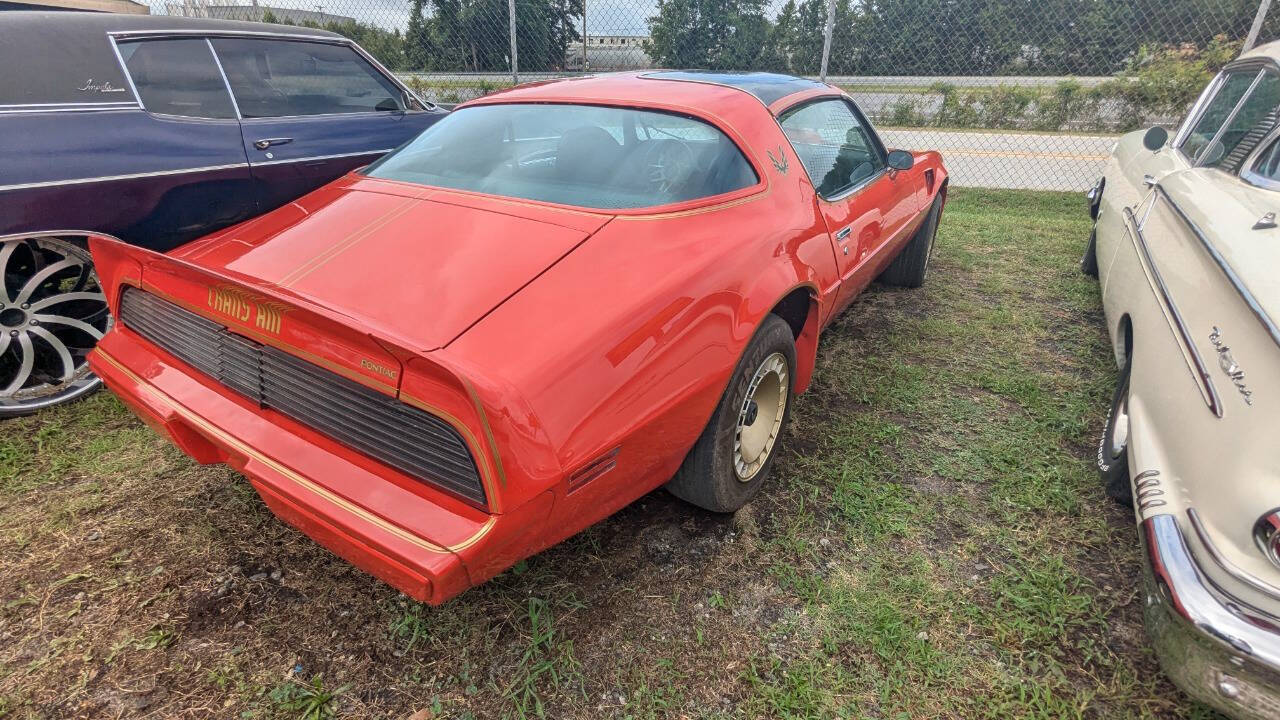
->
565, 35, 651, 71
0, 0, 147, 12
165, 0, 352, 24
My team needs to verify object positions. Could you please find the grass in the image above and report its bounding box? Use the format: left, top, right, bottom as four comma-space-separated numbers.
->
0, 188, 1223, 719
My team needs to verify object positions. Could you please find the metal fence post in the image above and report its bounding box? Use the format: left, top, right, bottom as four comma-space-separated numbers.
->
508, 0, 519, 84
1246, 0, 1273, 51
582, 1, 588, 71
819, 0, 835, 82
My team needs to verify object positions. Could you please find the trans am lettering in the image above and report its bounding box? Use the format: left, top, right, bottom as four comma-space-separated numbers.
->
207, 285, 289, 335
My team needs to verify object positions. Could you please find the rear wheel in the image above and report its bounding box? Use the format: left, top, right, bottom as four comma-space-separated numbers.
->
0, 235, 111, 418
1097, 358, 1132, 505
878, 191, 943, 288
667, 315, 796, 513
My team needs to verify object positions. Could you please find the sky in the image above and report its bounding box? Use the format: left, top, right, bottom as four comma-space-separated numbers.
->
156, 0, 669, 35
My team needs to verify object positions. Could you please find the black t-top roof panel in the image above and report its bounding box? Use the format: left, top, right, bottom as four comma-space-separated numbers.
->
641, 71, 831, 107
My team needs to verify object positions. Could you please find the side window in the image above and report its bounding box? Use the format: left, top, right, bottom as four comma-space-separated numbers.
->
1209, 72, 1280, 167
1180, 70, 1280, 165
210, 38, 406, 118
117, 39, 236, 119
779, 99, 885, 198
1244, 137, 1280, 188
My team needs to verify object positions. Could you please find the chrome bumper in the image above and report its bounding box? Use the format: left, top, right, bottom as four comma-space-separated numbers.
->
1143, 514, 1280, 718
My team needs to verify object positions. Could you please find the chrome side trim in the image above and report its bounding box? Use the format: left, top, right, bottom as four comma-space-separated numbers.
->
1154, 184, 1280, 352
1123, 204, 1223, 417
0, 163, 248, 193
0, 102, 140, 114
206, 37, 242, 120
250, 149, 393, 167
107, 29, 344, 43
1188, 508, 1280, 602
822, 167, 888, 202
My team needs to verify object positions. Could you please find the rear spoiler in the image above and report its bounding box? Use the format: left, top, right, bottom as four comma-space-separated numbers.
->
87, 233, 415, 395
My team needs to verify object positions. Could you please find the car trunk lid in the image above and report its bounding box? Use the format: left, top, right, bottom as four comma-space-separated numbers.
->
170, 177, 613, 353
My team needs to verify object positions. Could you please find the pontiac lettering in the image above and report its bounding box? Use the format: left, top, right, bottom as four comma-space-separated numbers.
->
360, 358, 398, 379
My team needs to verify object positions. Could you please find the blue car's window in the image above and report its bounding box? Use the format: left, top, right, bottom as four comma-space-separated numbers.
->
210, 38, 405, 118
363, 104, 759, 210
117, 39, 236, 119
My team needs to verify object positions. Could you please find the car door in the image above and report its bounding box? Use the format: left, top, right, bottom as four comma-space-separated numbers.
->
110, 37, 258, 247
208, 36, 437, 213
778, 97, 920, 313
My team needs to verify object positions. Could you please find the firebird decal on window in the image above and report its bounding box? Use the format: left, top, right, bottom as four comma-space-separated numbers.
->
767, 146, 789, 175
207, 284, 290, 335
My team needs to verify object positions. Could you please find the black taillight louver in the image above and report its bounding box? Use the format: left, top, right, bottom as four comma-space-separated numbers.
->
118, 287, 487, 507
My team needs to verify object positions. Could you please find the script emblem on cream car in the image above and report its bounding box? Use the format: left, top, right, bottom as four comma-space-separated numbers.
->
1209, 326, 1253, 405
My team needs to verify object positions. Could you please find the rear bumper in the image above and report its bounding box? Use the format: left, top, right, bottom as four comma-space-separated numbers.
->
1142, 514, 1280, 719
88, 329, 495, 604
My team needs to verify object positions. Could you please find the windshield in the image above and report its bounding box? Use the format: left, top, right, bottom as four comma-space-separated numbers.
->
363, 103, 759, 210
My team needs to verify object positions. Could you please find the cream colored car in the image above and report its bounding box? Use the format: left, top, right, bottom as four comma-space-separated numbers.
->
1085, 41, 1280, 719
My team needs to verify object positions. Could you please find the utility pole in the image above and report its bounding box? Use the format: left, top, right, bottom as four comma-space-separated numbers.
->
819, 0, 835, 82
1245, 0, 1273, 51
509, 0, 519, 83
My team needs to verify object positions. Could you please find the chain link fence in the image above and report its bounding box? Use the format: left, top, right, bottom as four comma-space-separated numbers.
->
151, 0, 1278, 189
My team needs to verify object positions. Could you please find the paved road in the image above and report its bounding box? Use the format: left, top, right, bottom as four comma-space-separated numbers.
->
882, 129, 1114, 191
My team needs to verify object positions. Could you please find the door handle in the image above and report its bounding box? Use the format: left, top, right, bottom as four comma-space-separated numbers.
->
253, 137, 293, 150
835, 226, 852, 240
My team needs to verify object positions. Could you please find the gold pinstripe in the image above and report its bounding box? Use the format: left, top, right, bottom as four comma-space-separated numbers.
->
278, 194, 422, 287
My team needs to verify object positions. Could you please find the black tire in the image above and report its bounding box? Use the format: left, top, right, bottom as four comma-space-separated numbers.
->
878, 191, 944, 288
1097, 360, 1132, 505
667, 314, 796, 513
1081, 226, 1099, 278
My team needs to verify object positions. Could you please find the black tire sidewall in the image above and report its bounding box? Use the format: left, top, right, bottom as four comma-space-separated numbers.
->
1097, 361, 1132, 502
673, 315, 797, 513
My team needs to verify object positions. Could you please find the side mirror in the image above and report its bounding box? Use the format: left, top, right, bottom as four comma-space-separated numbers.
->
1143, 126, 1169, 151
886, 149, 914, 171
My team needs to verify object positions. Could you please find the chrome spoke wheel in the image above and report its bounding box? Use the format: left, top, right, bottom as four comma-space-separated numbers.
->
733, 351, 789, 482
0, 235, 111, 416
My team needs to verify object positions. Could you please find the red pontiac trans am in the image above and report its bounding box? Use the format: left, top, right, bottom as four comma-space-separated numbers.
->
85, 71, 948, 604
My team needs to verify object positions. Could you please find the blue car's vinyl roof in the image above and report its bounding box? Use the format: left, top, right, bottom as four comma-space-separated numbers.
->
642, 71, 831, 106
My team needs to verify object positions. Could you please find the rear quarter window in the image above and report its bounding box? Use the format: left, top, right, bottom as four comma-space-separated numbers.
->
117, 39, 237, 119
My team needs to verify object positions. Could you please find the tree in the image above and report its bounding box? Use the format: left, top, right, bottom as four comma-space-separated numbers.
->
645, 0, 772, 69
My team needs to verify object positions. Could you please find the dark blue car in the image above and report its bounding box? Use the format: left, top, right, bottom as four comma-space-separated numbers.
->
0, 12, 445, 415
